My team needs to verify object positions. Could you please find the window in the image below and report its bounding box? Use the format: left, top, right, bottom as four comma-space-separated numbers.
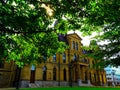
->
0, 73, 2, 80
73, 54, 77, 61
31, 64, 36, 71
89, 72, 92, 81
63, 53, 66, 63
77, 55, 79, 60
30, 65, 36, 83
63, 68, 66, 81
94, 73, 96, 82
53, 54, 56, 62
0, 60, 4, 68
76, 42, 78, 50
43, 65, 47, 80
53, 67, 56, 80
30, 71, 35, 83
85, 71, 88, 82
72, 41, 75, 49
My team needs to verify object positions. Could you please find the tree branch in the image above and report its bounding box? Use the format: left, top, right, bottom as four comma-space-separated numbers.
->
0, 24, 56, 35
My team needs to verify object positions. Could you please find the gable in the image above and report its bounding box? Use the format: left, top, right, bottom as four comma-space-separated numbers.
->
66, 33, 82, 41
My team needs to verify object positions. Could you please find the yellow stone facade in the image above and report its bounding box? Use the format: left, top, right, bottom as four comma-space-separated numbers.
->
0, 33, 107, 87
0, 60, 16, 87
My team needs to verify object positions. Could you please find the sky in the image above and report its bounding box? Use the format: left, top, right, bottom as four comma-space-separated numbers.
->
67, 30, 95, 46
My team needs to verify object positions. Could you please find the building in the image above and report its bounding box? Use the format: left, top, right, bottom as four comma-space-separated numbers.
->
0, 33, 107, 88
0, 60, 16, 88
104, 66, 120, 86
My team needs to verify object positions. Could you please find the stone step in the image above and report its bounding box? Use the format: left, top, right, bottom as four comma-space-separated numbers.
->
28, 82, 94, 88
29, 83, 37, 88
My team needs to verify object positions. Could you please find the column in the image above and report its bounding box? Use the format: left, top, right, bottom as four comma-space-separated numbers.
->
78, 65, 82, 86
87, 70, 91, 84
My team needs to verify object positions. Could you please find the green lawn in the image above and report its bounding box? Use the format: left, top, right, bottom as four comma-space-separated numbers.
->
19, 87, 120, 90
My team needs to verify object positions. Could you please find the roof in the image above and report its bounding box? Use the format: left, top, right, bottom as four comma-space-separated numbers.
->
66, 32, 82, 40
58, 34, 68, 44
58, 33, 82, 44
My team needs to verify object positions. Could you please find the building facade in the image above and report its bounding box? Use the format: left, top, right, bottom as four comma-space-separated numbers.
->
0, 60, 16, 88
104, 66, 120, 86
0, 33, 107, 88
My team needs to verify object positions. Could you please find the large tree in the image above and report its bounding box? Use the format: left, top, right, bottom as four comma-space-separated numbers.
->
0, 0, 90, 67
1, 0, 120, 67
83, 0, 120, 67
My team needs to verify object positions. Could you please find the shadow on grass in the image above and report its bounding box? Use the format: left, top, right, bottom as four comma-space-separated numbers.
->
19, 86, 120, 90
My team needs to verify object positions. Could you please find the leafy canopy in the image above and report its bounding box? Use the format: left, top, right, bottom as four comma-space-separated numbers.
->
83, 0, 120, 67
1, 0, 120, 67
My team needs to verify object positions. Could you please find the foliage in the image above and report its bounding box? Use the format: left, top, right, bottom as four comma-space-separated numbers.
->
0, 0, 90, 67
83, 0, 120, 67
0, 0, 120, 67
0, 0, 72, 67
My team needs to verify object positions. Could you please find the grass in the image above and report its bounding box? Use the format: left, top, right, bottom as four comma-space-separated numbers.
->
19, 86, 120, 90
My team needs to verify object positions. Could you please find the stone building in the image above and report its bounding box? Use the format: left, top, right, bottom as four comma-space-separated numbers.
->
104, 66, 120, 86
0, 33, 107, 88
0, 60, 16, 88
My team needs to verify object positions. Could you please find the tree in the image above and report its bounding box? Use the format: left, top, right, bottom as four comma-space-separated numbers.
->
82, 0, 120, 67
0, 0, 91, 67
1, 0, 119, 67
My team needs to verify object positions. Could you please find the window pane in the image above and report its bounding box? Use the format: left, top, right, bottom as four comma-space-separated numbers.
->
53, 54, 56, 62
73, 54, 77, 61
76, 42, 78, 50
63, 53, 66, 63
0, 61, 4, 68
63, 69, 66, 81
72, 41, 75, 49
53, 67, 56, 80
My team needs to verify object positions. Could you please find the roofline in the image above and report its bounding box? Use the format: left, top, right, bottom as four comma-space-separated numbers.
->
66, 33, 82, 40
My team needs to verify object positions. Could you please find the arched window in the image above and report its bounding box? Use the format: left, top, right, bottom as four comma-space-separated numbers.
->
85, 71, 88, 82
31, 64, 36, 71
63, 68, 66, 81
63, 53, 66, 63
94, 73, 96, 82
53, 67, 56, 80
43, 65, 47, 80
73, 54, 77, 61
72, 41, 75, 49
30, 65, 36, 83
53, 54, 56, 62
77, 55, 79, 61
76, 42, 78, 50
89, 72, 92, 81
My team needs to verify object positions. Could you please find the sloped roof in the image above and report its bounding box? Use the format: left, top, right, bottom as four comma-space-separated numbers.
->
66, 33, 82, 40
58, 33, 82, 44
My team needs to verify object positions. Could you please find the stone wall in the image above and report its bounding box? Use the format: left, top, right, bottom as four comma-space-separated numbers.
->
0, 71, 11, 88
